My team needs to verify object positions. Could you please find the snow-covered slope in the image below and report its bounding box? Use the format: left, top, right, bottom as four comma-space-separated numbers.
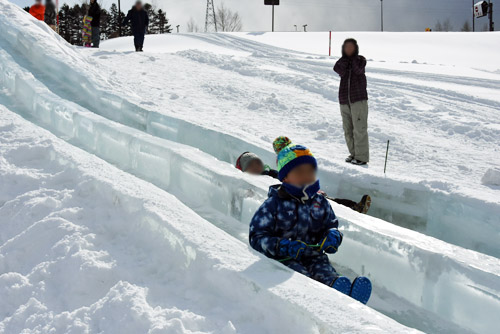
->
97, 32, 500, 258
1, 1, 499, 333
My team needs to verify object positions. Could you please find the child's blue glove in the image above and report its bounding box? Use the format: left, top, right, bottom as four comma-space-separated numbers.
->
319, 229, 343, 254
278, 239, 308, 260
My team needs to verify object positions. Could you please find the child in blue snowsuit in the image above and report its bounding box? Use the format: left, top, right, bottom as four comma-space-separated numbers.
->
249, 136, 372, 304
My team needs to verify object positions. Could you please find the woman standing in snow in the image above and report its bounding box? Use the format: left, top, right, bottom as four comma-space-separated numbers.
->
334, 38, 369, 166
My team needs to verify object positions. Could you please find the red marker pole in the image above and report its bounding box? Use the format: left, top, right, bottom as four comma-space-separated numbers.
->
56, 0, 59, 33
329, 31, 332, 56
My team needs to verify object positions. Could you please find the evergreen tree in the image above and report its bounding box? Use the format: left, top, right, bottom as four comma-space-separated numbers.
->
99, 8, 110, 40
157, 9, 172, 34
434, 20, 443, 31
59, 4, 72, 43
461, 20, 471, 32
55, 2, 169, 44
143, 3, 156, 34
24, 6, 30, 12
108, 3, 121, 36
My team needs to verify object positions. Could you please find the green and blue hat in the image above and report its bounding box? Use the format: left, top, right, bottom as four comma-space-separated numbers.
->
273, 136, 317, 181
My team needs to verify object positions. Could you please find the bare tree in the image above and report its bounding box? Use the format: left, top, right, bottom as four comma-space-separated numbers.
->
187, 17, 199, 32
442, 18, 453, 32
434, 20, 443, 31
216, 2, 242, 32
461, 20, 471, 32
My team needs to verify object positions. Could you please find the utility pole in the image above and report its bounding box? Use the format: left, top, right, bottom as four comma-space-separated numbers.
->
265, 1, 280, 32
380, 0, 384, 32
272, 4, 275, 31
489, 0, 495, 31
303, 24, 308, 32
118, 0, 122, 36
472, 0, 475, 31
205, 0, 218, 32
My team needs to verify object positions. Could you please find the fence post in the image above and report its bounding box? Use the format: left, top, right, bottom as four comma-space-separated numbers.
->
384, 140, 390, 174
329, 31, 332, 56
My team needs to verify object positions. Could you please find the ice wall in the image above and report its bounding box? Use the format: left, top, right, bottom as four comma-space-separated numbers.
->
1, 109, 422, 334
1, 43, 499, 333
0, 9, 498, 258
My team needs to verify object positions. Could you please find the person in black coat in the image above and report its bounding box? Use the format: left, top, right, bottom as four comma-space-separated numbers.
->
44, 0, 56, 31
87, 0, 101, 48
122, 1, 149, 52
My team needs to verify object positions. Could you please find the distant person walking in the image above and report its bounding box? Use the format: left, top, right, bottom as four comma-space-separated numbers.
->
334, 38, 369, 166
29, 0, 45, 21
122, 1, 149, 52
87, 0, 101, 48
44, 0, 56, 31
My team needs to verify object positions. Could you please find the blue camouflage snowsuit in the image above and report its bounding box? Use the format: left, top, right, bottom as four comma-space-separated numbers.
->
250, 185, 340, 286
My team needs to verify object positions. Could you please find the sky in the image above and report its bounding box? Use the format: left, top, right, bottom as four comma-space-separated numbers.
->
10, 0, 497, 32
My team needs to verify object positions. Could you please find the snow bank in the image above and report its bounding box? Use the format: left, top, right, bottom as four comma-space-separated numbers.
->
482, 168, 500, 187
231, 31, 500, 73
1, 36, 499, 334
1, 108, 415, 333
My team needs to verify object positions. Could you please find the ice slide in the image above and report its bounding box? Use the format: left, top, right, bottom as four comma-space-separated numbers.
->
1, 108, 418, 333
0, 1, 499, 333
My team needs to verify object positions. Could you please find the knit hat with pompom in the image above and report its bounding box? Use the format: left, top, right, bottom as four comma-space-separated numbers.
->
272, 136, 317, 181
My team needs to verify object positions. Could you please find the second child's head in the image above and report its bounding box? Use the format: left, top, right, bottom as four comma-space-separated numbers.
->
342, 38, 359, 58
273, 136, 317, 186
236, 152, 264, 175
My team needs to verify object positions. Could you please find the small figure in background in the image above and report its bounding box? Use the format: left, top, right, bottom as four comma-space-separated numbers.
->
82, 15, 93, 47
87, 0, 101, 48
44, 0, 56, 31
122, 1, 149, 52
236, 152, 278, 179
29, 0, 45, 21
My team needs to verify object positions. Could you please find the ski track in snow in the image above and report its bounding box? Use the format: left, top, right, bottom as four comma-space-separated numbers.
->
1, 1, 500, 333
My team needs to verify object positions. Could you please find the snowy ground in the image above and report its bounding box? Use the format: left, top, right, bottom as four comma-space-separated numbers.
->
96, 33, 500, 257
1, 1, 500, 333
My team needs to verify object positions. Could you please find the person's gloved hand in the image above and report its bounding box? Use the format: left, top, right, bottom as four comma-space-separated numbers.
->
278, 239, 308, 260
319, 229, 343, 254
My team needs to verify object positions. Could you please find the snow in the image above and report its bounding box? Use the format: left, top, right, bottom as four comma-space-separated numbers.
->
482, 168, 500, 187
93, 33, 500, 258
1, 1, 500, 333
233, 31, 500, 73
0, 106, 418, 334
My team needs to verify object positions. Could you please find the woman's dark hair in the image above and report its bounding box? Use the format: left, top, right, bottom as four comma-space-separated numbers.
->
342, 38, 359, 57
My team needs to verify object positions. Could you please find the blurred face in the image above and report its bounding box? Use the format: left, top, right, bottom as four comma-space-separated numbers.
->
344, 42, 356, 57
283, 164, 316, 186
244, 160, 264, 175
35, 0, 41, 4
135, 2, 143, 10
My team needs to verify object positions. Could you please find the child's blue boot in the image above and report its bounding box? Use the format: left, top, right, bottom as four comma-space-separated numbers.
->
332, 276, 351, 295
350, 276, 372, 304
